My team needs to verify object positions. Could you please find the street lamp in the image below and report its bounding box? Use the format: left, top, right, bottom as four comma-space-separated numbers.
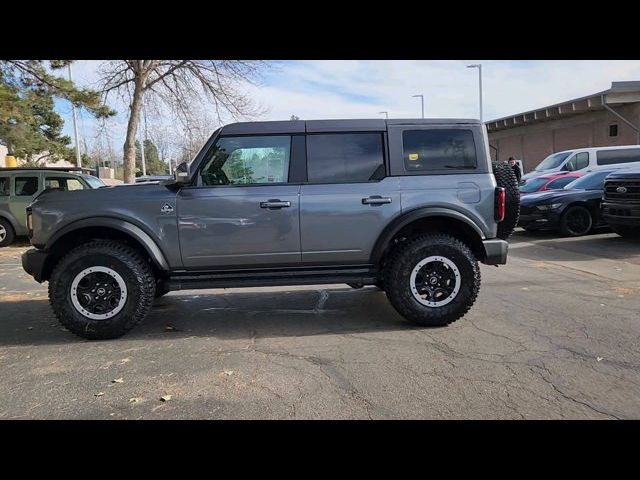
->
467, 64, 483, 122
379, 111, 389, 119
412, 94, 424, 119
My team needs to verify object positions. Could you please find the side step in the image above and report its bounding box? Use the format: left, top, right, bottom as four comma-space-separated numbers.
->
168, 267, 378, 291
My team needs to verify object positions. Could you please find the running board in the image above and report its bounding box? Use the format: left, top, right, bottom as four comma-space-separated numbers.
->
168, 267, 378, 291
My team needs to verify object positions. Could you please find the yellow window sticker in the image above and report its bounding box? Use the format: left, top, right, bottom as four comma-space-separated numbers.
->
408, 153, 419, 161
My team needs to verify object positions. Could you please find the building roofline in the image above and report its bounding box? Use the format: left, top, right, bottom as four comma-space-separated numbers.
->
486, 81, 640, 132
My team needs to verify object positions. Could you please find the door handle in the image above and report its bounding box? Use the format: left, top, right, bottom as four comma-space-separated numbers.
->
362, 196, 392, 205
260, 200, 291, 209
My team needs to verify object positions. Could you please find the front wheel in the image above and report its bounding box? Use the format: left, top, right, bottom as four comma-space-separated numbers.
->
48, 240, 156, 340
559, 206, 593, 236
384, 234, 481, 327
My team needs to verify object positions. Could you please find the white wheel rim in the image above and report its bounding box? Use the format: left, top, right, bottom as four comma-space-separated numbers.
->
70, 266, 128, 320
0, 225, 6, 242
410, 255, 461, 307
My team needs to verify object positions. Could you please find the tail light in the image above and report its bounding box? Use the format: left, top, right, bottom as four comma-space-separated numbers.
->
26, 208, 33, 237
495, 187, 506, 222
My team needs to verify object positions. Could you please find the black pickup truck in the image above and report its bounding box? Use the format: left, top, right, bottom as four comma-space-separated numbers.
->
601, 168, 640, 238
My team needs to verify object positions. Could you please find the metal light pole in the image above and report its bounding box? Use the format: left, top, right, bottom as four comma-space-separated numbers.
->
379, 111, 389, 119
67, 63, 82, 168
412, 95, 424, 118
467, 64, 483, 122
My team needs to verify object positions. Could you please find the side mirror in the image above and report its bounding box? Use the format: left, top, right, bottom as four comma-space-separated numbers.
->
173, 162, 190, 185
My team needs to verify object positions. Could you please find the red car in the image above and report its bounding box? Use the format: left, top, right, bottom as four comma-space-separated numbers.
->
519, 171, 584, 196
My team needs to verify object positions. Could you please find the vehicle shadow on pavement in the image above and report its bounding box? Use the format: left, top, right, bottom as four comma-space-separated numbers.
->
0, 287, 424, 346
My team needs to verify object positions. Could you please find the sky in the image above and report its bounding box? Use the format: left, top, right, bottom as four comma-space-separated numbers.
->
56, 60, 640, 157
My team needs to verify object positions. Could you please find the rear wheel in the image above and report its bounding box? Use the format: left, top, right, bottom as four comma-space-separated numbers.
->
610, 224, 640, 239
0, 218, 15, 247
385, 234, 480, 327
559, 206, 592, 236
49, 240, 156, 340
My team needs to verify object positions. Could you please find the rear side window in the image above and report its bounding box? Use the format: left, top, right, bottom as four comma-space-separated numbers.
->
14, 177, 38, 196
403, 129, 477, 172
306, 133, 385, 183
0, 177, 8, 196
596, 148, 640, 166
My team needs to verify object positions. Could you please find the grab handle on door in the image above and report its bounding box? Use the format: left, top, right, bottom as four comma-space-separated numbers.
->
260, 200, 291, 209
362, 195, 392, 205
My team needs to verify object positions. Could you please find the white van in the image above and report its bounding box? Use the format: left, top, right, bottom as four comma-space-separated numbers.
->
521, 145, 640, 184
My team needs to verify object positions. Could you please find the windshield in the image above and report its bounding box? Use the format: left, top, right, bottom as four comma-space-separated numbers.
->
519, 177, 549, 193
564, 170, 614, 190
83, 175, 106, 189
535, 151, 572, 171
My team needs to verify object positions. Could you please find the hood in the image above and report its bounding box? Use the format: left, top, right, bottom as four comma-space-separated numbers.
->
520, 188, 588, 205
30, 182, 173, 208
521, 170, 553, 182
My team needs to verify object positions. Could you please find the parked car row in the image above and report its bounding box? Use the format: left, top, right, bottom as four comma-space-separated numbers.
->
0, 168, 105, 247
517, 148, 640, 238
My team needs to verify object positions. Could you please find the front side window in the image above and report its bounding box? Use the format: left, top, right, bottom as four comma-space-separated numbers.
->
14, 177, 38, 196
596, 148, 640, 166
0, 177, 8, 196
306, 133, 385, 183
565, 152, 589, 171
45, 177, 86, 191
402, 129, 477, 172
199, 135, 291, 186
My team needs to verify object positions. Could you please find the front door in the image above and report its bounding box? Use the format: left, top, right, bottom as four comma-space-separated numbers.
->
178, 134, 301, 268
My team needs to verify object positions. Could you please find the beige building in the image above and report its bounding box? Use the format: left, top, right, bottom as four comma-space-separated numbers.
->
487, 81, 640, 173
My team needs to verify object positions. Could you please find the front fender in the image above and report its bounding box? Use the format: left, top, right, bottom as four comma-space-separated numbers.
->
45, 217, 170, 271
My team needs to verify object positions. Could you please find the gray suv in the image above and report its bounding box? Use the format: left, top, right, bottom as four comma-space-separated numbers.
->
22, 119, 517, 339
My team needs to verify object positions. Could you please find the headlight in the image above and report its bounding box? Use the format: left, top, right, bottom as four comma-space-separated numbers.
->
536, 203, 562, 211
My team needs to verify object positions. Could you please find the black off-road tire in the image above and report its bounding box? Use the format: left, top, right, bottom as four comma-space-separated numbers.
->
492, 162, 520, 240
0, 218, 15, 247
384, 234, 481, 327
48, 240, 156, 340
559, 205, 593, 237
610, 224, 640, 239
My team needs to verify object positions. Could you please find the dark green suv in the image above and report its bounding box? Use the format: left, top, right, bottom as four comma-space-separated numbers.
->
0, 168, 104, 247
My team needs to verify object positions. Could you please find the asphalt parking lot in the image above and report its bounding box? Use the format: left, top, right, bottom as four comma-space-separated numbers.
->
1, 230, 639, 419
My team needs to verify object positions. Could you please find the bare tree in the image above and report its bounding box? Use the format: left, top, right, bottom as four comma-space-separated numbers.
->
97, 60, 266, 183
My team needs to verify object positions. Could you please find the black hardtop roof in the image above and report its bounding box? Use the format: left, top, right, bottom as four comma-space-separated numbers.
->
220, 118, 481, 135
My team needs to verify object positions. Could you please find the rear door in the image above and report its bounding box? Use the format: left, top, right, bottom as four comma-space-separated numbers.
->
10, 174, 40, 235
299, 131, 401, 265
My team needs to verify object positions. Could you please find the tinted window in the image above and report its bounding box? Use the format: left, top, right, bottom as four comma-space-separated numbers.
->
402, 129, 477, 171
0, 177, 8, 196
14, 177, 38, 196
200, 136, 291, 186
307, 133, 384, 183
566, 152, 589, 171
596, 148, 640, 166
546, 177, 577, 190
